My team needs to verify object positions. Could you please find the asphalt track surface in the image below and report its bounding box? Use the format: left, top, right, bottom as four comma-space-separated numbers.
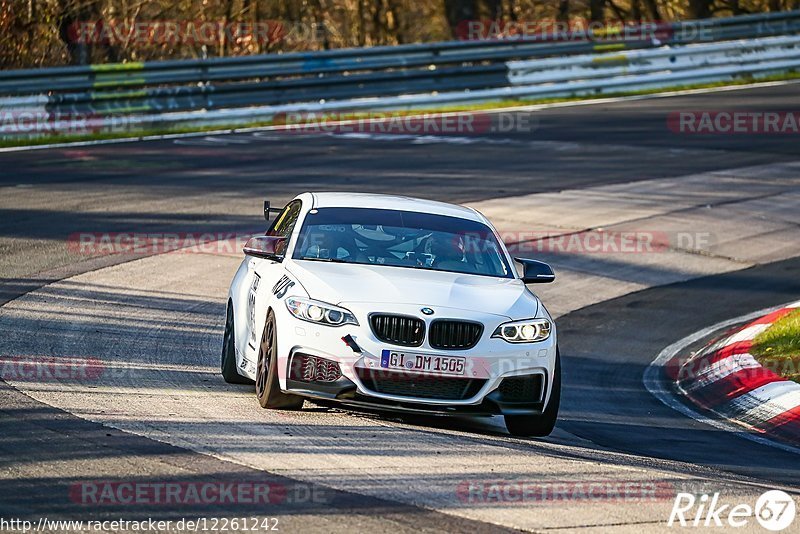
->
1, 82, 800, 531
561, 256, 800, 485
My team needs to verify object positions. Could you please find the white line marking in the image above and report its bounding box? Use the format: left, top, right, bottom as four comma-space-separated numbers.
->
695, 322, 770, 357
725, 323, 771, 345
716, 381, 799, 418
202, 136, 252, 144
733, 388, 800, 425
643, 301, 800, 456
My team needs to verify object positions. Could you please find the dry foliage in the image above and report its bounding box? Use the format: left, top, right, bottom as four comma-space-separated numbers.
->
0, 0, 797, 68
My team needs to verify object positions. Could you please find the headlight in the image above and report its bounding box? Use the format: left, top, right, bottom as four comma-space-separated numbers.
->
492, 318, 551, 343
286, 297, 358, 327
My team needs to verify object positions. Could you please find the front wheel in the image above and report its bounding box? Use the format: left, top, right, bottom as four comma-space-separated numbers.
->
255, 310, 304, 410
504, 349, 561, 437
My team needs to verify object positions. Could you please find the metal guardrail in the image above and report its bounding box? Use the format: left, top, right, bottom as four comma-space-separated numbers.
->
508, 34, 800, 85
2, 10, 800, 137
115, 34, 800, 128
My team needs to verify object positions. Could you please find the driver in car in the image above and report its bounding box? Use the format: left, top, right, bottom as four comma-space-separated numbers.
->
428, 233, 466, 271
303, 227, 351, 259
302, 226, 371, 263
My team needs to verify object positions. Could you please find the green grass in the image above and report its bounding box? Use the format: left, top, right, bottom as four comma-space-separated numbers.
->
751, 309, 800, 383
2, 70, 799, 149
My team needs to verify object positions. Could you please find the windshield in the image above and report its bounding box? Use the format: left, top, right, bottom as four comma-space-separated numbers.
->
292, 207, 512, 278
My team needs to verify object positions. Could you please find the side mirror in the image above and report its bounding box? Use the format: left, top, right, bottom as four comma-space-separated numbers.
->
515, 258, 555, 284
244, 235, 287, 261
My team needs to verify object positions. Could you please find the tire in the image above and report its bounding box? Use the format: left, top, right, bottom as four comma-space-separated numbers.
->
504, 349, 561, 437
221, 301, 252, 384
255, 310, 304, 410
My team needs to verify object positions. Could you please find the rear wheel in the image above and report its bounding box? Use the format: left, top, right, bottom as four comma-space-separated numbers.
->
504, 349, 561, 437
255, 310, 304, 409
221, 302, 252, 384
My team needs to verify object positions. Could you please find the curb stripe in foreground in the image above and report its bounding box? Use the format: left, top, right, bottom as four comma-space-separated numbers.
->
675, 301, 800, 434
644, 302, 800, 456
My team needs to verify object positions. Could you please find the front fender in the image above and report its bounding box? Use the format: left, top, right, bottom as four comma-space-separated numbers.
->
252, 271, 309, 387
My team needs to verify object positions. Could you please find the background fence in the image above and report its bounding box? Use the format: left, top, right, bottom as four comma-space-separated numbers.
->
2, 10, 800, 137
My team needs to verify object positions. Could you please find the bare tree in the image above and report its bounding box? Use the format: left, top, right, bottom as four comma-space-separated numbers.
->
686, 0, 714, 18
0, 0, 790, 68
443, 0, 475, 38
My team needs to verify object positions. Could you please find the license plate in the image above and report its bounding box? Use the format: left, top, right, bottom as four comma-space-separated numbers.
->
380, 349, 466, 376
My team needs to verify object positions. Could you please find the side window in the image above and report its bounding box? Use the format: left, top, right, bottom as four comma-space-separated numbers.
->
267, 200, 302, 238
266, 200, 302, 257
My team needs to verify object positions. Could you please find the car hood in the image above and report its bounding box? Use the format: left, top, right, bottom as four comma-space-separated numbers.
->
286, 260, 538, 319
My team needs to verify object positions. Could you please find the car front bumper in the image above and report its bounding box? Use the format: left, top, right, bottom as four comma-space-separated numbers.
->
276, 302, 557, 415
285, 373, 547, 416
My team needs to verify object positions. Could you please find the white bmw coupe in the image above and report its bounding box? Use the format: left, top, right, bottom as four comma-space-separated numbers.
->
222, 192, 560, 436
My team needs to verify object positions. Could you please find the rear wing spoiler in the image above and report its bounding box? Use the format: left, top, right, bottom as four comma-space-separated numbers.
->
263, 200, 284, 221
